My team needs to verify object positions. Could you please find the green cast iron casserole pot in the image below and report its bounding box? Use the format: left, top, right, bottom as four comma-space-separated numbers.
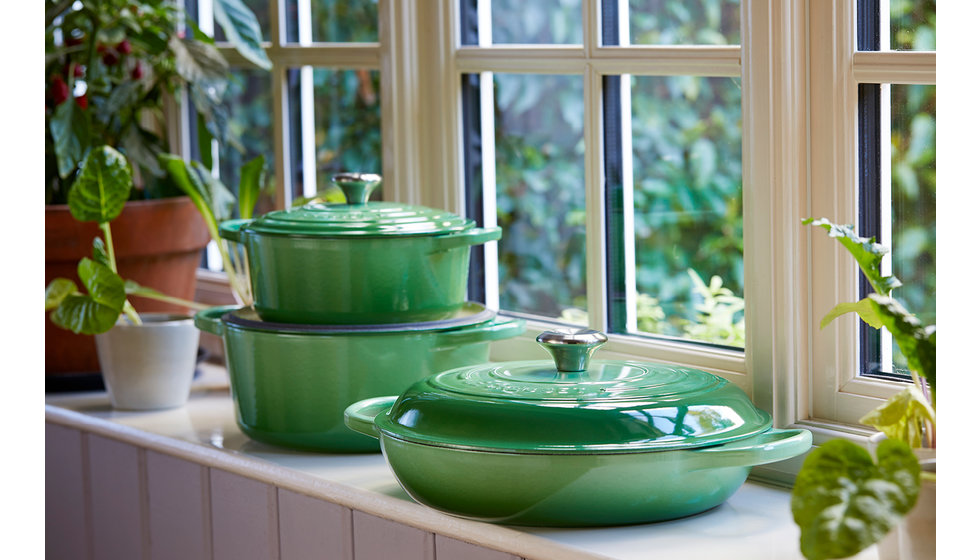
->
219, 173, 500, 325
195, 305, 525, 452
344, 328, 812, 526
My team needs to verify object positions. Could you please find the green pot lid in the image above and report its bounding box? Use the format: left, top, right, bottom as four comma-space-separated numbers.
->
244, 173, 474, 237
375, 328, 772, 454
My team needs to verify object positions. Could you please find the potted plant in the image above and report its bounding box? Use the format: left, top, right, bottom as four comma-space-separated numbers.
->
791, 218, 936, 560
45, 146, 206, 409
44, 0, 270, 379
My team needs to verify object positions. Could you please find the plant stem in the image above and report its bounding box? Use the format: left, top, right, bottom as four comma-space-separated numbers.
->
99, 222, 118, 273
122, 300, 142, 326
131, 290, 209, 311
217, 239, 251, 305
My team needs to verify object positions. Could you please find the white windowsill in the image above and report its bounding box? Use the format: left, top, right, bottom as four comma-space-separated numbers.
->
45, 363, 879, 560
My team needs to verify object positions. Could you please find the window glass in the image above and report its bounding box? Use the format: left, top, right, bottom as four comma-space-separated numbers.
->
489, 0, 582, 44
630, 75, 743, 347
890, 0, 936, 50
282, 0, 378, 44
888, 83, 936, 371
494, 74, 587, 319
287, 68, 382, 202
628, 0, 739, 45
217, 69, 277, 216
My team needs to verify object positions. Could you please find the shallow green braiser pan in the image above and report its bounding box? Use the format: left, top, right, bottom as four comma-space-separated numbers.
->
219, 173, 500, 325
195, 305, 525, 452
345, 328, 812, 526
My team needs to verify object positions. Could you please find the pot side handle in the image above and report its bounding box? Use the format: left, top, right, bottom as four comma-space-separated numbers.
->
194, 305, 236, 336
344, 396, 397, 438
429, 226, 502, 252
690, 428, 813, 470
434, 316, 526, 348
218, 219, 252, 244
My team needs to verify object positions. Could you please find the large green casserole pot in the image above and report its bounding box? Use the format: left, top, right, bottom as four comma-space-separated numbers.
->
195, 305, 525, 452
219, 173, 500, 325
345, 328, 812, 526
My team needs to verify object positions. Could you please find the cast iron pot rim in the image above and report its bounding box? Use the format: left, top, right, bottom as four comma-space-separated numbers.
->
221, 303, 498, 335
373, 419, 777, 456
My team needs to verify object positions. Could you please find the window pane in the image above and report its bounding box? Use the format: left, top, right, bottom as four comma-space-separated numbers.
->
494, 74, 586, 319
194, 69, 278, 218
630, 76, 743, 347
287, 68, 381, 202
489, 0, 582, 44
285, 0, 378, 43
628, 0, 740, 45
888, 83, 936, 370
890, 0, 936, 50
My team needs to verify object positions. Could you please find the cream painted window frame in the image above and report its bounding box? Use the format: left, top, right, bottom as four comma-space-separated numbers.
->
806, 0, 936, 431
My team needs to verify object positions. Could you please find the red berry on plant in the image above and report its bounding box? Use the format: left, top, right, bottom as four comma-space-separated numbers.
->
65, 34, 84, 47
131, 62, 143, 80
96, 43, 107, 54
75, 94, 88, 110
102, 50, 120, 66
117, 40, 132, 55
73, 64, 85, 78
50, 75, 69, 106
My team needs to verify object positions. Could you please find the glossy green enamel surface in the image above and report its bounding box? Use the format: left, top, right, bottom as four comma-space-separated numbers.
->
223, 225, 499, 324
376, 359, 772, 453
195, 306, 525, 452
245, 201, 475, 237
370, 428, 811, 526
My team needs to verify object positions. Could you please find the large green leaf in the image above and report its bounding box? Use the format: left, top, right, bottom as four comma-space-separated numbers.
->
791, 439, 920, 560
860, 386, 936, 447
238, 155, 265, 220
213, 0, 272, 70
169, 36, 229, 88
819, 298, 883, 330
158, 154, 234, 234
49, 99, 91, 179
803, 218, 902, 296
67, 146, 133, 224
49, 258, 127, 335
45, 278, 78, 311
869, 294, 936, 397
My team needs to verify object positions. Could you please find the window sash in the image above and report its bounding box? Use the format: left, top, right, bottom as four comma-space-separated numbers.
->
808, 0, 935, 426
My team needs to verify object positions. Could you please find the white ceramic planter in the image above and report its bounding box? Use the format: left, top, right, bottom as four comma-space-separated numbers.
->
95, 313, 200, 410
876, 448, 936, 560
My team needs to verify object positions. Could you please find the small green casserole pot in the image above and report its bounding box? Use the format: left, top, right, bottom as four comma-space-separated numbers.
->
219, 173, 500, 325
345, 328, 812, 526
196, 305, 525, 452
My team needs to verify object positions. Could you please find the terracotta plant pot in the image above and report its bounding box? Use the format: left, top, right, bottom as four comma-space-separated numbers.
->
45, 197, 211, 378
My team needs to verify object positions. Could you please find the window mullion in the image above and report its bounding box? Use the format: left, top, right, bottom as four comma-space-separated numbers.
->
585, 65, 607, 330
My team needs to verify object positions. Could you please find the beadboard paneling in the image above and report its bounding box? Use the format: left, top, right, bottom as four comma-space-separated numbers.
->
210, 468, 280, 560
87, 434, 146, 560
435, 535, 523, 560
146, 450, 212, 560
45, 424, 90, 560
353, 511, 435, 560
279, 488, 354, 560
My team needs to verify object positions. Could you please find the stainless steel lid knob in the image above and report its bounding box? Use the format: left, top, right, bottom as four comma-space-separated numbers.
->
332, 172, 381, 205
536, 328, 608, 373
